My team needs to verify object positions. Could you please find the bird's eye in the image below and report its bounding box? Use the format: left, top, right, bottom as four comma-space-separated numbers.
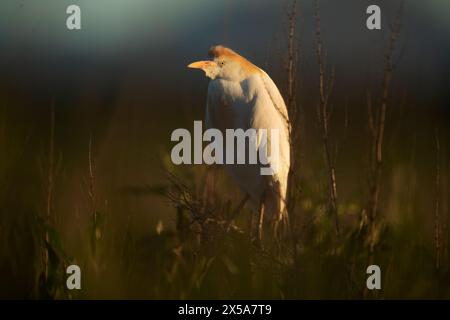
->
219, 60, 225, 67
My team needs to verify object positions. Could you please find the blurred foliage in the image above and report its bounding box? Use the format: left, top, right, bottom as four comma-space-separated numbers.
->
36, 217, 71, 300
1, 91, 449, 300
0, 140, 449, 299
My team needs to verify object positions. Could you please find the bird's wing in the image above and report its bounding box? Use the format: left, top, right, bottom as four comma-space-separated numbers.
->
258, 70, 290, 132
247, 72, 291, 150
246, 72, 291, 185
245, 72, 291, 221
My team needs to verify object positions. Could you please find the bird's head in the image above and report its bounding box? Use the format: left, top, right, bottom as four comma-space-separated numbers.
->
188, 45, 261, 81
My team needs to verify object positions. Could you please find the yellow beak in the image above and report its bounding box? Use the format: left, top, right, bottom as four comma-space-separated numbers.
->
187, 60, 215, 70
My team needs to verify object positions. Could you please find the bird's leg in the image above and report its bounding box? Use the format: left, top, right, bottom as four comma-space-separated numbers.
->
252, 192, 265, 246
258, 195, 265, 243
202, 166, 216, 210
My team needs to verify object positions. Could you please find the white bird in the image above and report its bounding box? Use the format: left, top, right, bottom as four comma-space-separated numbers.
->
188, 45, 290, 242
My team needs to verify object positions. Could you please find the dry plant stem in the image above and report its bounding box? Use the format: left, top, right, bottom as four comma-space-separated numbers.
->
285, 0, 300, 252
314, 0, 340, 237
442, 139, 449, 269
256, 193, 266, 245
44, 98, 55, 280
89, 135, 98, 225
88, 134, 98, 256
367, 3, 403, 253
286, 1, 299, 200
166, 172, 244, 237
435, 127, 441, 270
286, 0, 298, 128
364, 6, 403, 300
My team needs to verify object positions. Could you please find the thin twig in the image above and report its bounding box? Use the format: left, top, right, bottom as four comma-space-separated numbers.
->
87, 133, 100, 258
314, 0, 340, 237
283, 0, 302, 254
434, 127, 441, 270
367, 1, 403, 233
43, 97, 56, 282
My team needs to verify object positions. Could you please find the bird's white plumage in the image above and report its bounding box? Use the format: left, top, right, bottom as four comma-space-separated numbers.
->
189, 46, 290, 223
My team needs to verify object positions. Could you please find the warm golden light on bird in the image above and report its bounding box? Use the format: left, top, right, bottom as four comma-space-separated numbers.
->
188, 45, 291, 243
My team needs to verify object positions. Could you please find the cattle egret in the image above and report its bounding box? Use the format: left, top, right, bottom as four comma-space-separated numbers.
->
188, 45, 291, 242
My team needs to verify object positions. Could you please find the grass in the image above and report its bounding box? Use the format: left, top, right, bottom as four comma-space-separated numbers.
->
0, 97, 449, 300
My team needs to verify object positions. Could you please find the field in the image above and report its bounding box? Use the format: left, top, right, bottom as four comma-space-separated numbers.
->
0, 0, 449, 299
